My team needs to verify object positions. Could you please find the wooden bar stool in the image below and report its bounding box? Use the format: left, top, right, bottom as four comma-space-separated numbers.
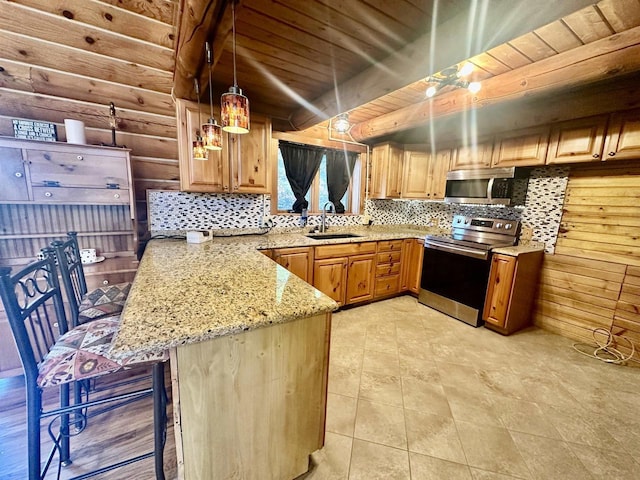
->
0, 253, 168, 480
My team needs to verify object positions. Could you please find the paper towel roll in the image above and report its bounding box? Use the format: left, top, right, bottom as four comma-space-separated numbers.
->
64, 119, 86, 144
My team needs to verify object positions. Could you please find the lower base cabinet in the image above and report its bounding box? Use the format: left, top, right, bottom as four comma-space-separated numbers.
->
403, 238, 424, 294
272, 247, 314, 283
483, 250, 543, 335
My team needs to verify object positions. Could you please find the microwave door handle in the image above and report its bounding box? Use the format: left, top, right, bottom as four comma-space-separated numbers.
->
486, 178, 494, 203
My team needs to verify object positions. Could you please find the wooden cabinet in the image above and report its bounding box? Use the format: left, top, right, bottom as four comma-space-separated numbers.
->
451, 139, 493, 170
370, 142, 403, 199
483, 251, 543, 335
374, 240, 403, 298
313, 242, 376, 306
0, 137, 137, 378
402, 238, 424, 294
547, 115, 608, 164
491, 126, 550, 167
401, 146, 450, 200
602, 109, 640, 161
272, 247, 313, 283
176, 98, 272, 193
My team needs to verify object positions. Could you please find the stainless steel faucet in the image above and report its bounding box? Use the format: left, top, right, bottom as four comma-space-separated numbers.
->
320, 201, 335, 233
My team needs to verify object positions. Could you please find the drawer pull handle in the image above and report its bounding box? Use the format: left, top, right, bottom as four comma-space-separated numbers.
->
114, 193, 120, 199
608, 151, 616, 156
592, 153, 600, 159
14, 172, 23, 178
77, 155, 84, 160
44, 191, 53, 197
103, 280, 109, 285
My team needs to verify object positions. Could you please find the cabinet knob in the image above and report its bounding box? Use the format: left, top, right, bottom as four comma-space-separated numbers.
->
233, 186, 238, 191
592, 153, 599, 159
608, 152, 616, 156
14, 171, 23, 178
113, 193, 120, 199
77, 155, 84, 160
44, 191, 53, 197
103, 280, 109, 285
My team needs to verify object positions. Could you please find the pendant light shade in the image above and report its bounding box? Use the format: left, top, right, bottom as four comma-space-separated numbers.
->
192, 78, 208, 160
221, 1, 250, 134
202, 41, 223, 150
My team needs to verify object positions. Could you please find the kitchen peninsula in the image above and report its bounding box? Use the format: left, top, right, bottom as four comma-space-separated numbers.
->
110, 227, 429, 479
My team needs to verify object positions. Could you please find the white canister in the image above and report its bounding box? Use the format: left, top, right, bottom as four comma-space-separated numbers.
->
80, 248, 97, 264
64, 119, 86, 144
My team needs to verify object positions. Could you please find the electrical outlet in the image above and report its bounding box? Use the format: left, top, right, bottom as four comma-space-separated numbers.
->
262, 216, 274, 228
360, 214, 371, 225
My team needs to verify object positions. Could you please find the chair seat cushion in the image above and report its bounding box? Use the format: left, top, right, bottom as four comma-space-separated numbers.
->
37, 316, 168, 388
77, 282, 131, 323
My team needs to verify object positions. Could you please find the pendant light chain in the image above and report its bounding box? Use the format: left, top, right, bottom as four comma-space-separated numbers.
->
207, 42, 214, 120
232, 1, 237, 88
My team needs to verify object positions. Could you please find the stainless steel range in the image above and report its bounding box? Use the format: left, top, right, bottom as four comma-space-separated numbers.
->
418, 215, 520, 327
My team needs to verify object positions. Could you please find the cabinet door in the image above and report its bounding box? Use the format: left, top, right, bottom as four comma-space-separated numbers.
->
273, 247, 313, 283
401, 149, 430, 199
547, 115, 607, 164
228, 114, 271, 193
369, 144, 387, 199
313, 257, 348, 305
406, 239, 424, 294
345, 254, 375, 304
0, 147, 29, 201
176, 98, 229, 193
429, 149, 451, 200
491, 126, 550, 167
603, 109, 640, 161
483, 254, 516, 328
386, 144, 403, 198
451, 140, 493, 170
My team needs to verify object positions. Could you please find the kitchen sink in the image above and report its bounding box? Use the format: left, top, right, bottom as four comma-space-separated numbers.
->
305, 233, 362, 240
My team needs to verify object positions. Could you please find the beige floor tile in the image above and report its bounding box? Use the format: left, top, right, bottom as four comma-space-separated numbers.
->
447, 393, 504, 428
401, 377, 451, 417
353, 399, 407, 449
509, 431, 591, 480
358, 370, 403, 406
490, 396, 562, 439
518, 374, 581, 410
567, 441, 640, 480
542, 404, 623, 450
405, 409, 466, 464
364, 334, 398, 355
305, 432, 353, 480
362, 350, 400, 376
328, 365, 361, 398
436, 361, 488, 392
329, 345, 364, 371
409, 452, 473, 480
470, 468, 529, 479
326, 393, 358, 437
399, 354, 440, 382
348, 439, 410, 480
455, 421, 531, 479
475, 368, 529, 400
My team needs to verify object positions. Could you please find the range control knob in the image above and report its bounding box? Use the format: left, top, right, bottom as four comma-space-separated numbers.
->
505, 223, 513, 229
465, 219, 470, 224
496, 222, 503, 228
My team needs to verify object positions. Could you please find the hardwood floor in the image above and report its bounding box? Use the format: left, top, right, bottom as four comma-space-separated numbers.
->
0, 368, 178, 480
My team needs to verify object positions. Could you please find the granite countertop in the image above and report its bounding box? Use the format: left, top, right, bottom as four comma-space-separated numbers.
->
110, 226, 434, 357
491, 242, 546, 256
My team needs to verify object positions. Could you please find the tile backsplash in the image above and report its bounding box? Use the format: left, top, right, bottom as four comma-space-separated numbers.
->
148, 166, 568, 253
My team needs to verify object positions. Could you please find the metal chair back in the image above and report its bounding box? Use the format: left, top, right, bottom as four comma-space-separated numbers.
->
51, 232, 88, 327
0, 252, 69, 384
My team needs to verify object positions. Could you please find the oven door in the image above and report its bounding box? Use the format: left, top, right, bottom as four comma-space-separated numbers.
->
419, 245, 491, 327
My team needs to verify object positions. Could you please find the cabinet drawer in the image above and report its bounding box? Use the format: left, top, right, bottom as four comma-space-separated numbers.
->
376, 251, 401, 264
33, 187, 130, 204
85, 271, 136, 292
376, 263, 401, 277
27, 150, 129, 188
314, 241, 376, 259
375, 275, 400, 297
377, 240, 403, 252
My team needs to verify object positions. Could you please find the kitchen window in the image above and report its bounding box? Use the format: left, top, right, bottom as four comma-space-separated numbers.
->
274, 143, 361, 214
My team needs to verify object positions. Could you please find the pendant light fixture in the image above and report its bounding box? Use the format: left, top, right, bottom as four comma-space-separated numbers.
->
201, 41, 223, 150
221, 1, 250, 134
192, 78, 207, 160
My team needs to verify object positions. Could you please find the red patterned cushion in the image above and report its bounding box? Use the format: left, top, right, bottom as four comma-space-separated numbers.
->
37, 316, 168, 388
77, 282, 131, 323
78, 300, 126, 323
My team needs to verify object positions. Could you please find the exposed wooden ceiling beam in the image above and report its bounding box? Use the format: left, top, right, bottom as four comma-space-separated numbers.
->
350, 25, 640, 142
288, 0, 598, 131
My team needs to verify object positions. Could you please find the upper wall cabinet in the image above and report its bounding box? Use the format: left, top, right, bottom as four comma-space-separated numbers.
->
176, 98, 272, 193
491, 126, 550, 168
547, 115, 608, 164
401, 146, 450, 200
602, 109, 640, 161
370, 142, 403, 199
450, 139, 493, 170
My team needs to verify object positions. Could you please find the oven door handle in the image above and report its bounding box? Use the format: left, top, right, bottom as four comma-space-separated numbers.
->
487, 177, 495, 203
425, 242, 488, 260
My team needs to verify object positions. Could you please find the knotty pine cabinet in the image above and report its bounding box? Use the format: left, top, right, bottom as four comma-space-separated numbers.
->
369, 142, 403, 199
602, 109, 640, 161
272, 247, 314, 283
402, 238, 424, 294
491, 126, 550, 167
401, 146, 451, 200
176, 98, 272, 193
0, 137, 138, 378
483, 250, 543, 335
547, 115, 608, 164
450, 139, 494, 170
375, 240, 403, 298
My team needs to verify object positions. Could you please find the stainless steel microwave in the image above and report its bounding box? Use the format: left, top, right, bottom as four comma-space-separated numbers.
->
444, 167, 529, 205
